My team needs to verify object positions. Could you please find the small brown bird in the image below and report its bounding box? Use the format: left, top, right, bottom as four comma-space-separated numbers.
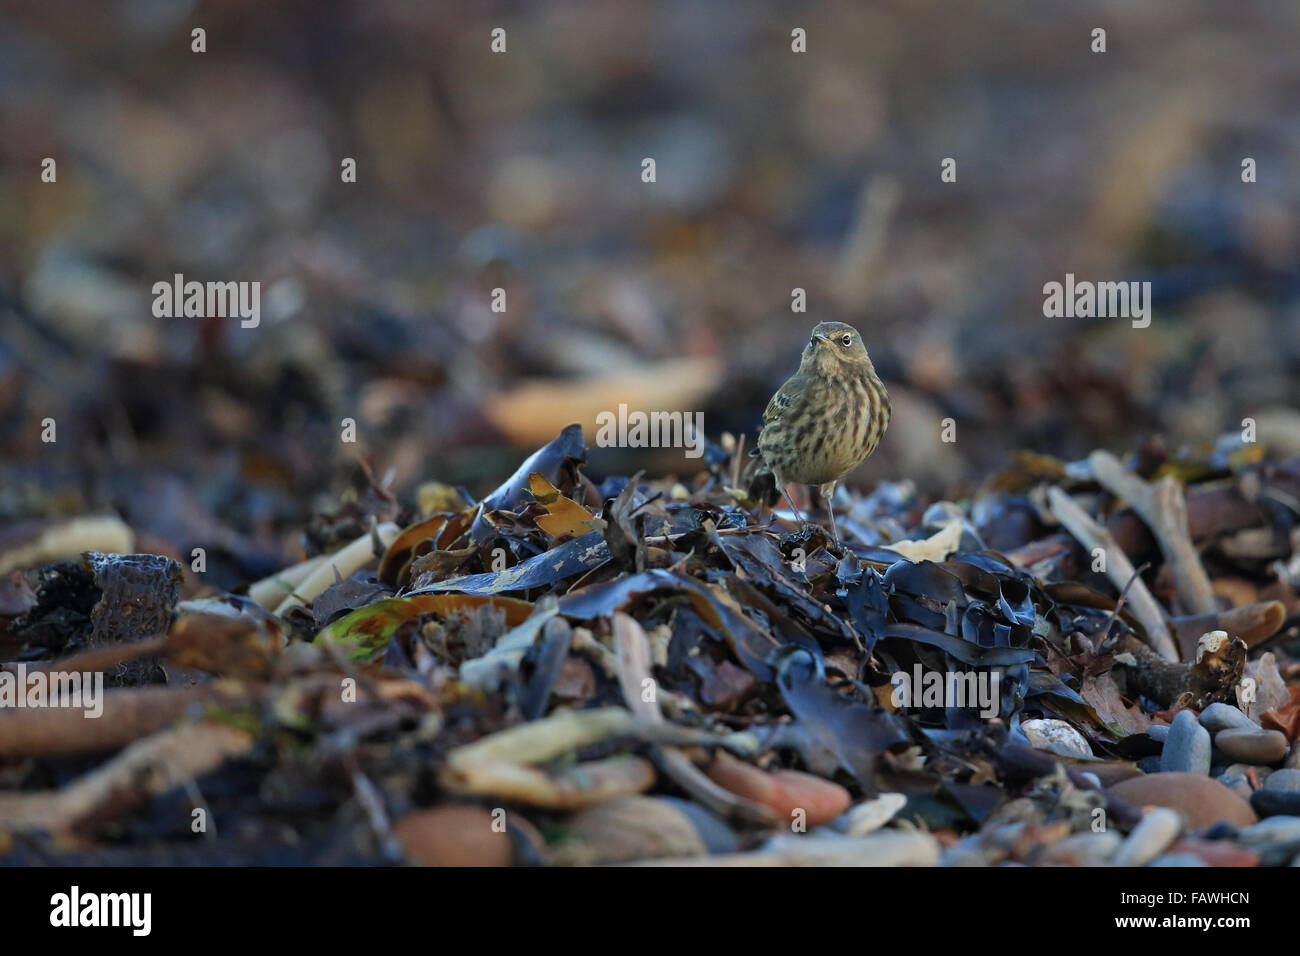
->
752, 321, 890, 545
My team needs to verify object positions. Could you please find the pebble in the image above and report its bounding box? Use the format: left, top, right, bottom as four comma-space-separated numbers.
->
1021, 718, 1093, 759
1251, 789, 1300, 819
1146, 725, 1170, 743
1161, 709, 1211, 774
656, 797, 739, 855
393, 805, 514, 867
1137, 755, 1162, 774
1041, 830, 1123, 866
706, 751, 851, 826
1165, 837, 1259, 867
844, 792, 907, 836
1106, 773, 1257, 829
1264, 768, 1300, 792
1150, 853, 1208, 867
1215, 727, 1288, 765
544, 796, 706, 865
1199, 702, 1259, 734
759, 830, 941, 866
1237, 816, 1300, 845
1114, 808, 1184, 866
1218, 773, 1253, 801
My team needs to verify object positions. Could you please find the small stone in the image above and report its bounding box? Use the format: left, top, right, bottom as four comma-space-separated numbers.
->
1146, 725, 1170, 743
1150, 853, 1208, 867
1251, 789, 1300, 819
760, 830, 941, 866
1137, 755, 1162, 774
394, 805, 513, 867
1199, 702, 1258, 734
1165, 837, 1259, 867
707, 752, 850, 826
1021, 718, 1093, 759
1161, 709, 1211, 775
1264, 768, 1300, 792
844, 792, 907, 836
1107, 773, 1257, 829
544, 796, 706, 865
1215, 728, 1288, 765
1114, 808, 1184, 866
656, 797, 738, 855
1238, 816, 1300, 845
1040, 830, 1123, 866
1218, 773, 1253, 801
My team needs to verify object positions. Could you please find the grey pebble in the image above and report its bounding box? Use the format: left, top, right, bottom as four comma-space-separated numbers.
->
1264, 769, 1300, 792
1147, 725, 1170, 743
1251, 789, 1300, 819
1237, 816, 1300, 845
1199, 702, 1258, 734
1161, 709, 1211, 775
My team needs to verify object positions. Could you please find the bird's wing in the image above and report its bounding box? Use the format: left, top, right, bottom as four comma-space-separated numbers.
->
762, 374, 803, 428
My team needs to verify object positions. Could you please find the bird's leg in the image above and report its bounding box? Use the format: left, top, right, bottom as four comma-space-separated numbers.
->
777, 478, 808, 530
820, 481, 840, 547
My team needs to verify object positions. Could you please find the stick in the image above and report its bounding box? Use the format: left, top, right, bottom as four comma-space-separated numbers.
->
1089, 451, 1217, 616
1047, 485, 1179, 661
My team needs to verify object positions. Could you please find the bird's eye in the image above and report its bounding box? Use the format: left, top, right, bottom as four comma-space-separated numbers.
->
841, 333, 852, 347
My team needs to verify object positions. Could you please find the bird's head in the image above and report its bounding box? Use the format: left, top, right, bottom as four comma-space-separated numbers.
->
800, 321, 872, 376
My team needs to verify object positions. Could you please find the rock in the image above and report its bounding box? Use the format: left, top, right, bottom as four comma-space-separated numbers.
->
753, 830, 941, 866
394, 805, 514, 867
1264, 768, 1300, 792
1021, 718, 1093, 759
656, 797, 738, 854
1146, 725, 1170, 743
1218, 773, 1253, 801
1114, 808, 1184, 866
844, 792, 907, 836
1165, 838, 1259, 867
1150, 853, 1208, 866
1137, 755, 1163, 774
1199, 702, 1258, 734
706, 751, 850, 826
1215, 728, 1288, 765
1251, 789, 1300, 819
1161, 710, 1211, 775
1238, 816, 1300, 845
1107, 773, 1257, 829
544, 796, 706, 865
1040, 830, 1123, 866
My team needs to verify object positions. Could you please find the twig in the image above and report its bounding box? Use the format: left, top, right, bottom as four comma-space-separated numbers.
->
1047, 485, 1179, 661
1089, 451, 1217, 616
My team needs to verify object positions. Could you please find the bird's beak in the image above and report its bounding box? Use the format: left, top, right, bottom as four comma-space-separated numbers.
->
812, 334, 831, 346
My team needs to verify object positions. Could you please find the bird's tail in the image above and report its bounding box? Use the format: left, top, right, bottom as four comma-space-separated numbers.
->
744, 446, 779, 506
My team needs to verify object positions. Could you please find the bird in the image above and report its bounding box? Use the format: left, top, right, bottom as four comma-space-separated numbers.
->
750, 321, 890, 546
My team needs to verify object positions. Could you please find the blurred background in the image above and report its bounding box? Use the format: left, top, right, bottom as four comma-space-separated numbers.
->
2, 0, 1299, 586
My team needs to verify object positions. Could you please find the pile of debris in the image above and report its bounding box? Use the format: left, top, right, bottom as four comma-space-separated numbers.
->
1, 426, 1298, 866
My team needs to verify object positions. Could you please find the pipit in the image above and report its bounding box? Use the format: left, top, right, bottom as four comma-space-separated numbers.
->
751, 321, 890, 545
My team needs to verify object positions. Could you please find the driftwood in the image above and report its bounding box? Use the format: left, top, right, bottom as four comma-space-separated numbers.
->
1110, 630, 1247, 710
1090, 451, 1217, 616
1047, 486, 1179, 661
